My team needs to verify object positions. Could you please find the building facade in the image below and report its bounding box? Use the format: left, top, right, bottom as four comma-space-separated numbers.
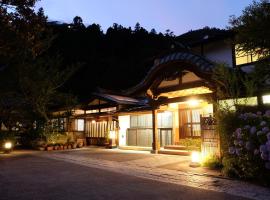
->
52, 29, 270, 157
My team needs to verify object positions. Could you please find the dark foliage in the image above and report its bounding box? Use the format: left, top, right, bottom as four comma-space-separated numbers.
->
47, 21, 175, 100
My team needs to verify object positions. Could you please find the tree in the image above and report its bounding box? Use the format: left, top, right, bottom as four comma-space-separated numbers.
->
0, 0, 78, 129
150, 28, 157, 35
73, 16, 85, 28
230, 0, 270, 57
229, 0, 270, 93
134, 22, 141, 32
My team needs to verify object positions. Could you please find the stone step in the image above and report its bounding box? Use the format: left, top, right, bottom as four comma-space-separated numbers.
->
164, 145, 187, 151
118, 146, 152, 151
158, 149, 191, 156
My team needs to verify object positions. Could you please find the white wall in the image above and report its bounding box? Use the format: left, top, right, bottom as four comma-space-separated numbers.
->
118, 115, 130, 146
203, 41, 234, 67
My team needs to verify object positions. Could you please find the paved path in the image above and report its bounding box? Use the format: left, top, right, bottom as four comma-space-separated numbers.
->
0, 150, 246, 200
39, 148, 270, 200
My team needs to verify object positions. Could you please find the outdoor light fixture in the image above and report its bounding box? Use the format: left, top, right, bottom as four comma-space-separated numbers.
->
262, 95, 270, 104
189, 151, 201, 167
187, 99, 199, 107
4, 142, 12, 149
168, 103, 178, 109
107, 131, 117, 149
108, 131, 116, 139
91, 120, 96, 123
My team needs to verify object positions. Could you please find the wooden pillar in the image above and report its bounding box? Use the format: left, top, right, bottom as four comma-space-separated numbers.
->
151, 109, 159, 154
257, 94, 263, 107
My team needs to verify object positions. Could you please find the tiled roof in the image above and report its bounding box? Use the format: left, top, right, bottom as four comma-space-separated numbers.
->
92, 93, 147, 105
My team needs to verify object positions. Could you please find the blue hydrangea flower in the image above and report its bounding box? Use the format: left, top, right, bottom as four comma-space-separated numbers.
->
250, 126, 256, 135
245, 141, 253, 151
235, 148, 241, 156
267, 132, 270, 140
265, 162, 270, 170
257, 131, 263, 136
262, 127, 270, 133
229, 147, 235, 154
264, 110, 270, 118
238, 140, 244, 147
254, 149, 259, 155
260, 121, 267, 127
261, 152, 268, 160
260, 144, 267, 153
243, 125, 251, 130
266, 141, 270, 152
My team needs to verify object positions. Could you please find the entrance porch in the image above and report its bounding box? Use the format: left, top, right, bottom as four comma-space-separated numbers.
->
118, 98, 215, 155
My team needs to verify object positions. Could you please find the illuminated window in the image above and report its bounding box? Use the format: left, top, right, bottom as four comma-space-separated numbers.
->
75, 119, 84, 131
86, 109, 99, 114
100, 107, 117, 113
235, 45, 259, 66
219, 97, 258, 111
263, 95, 270, 104
50, 118, 66, 131
74, 109, 84, 115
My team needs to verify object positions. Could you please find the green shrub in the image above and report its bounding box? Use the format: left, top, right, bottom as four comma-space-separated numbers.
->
46, 132, 68, 145
0, 131, 16, 143
203, 155, 223, 170
178, 138, 201, 151
219, 109, 270, 185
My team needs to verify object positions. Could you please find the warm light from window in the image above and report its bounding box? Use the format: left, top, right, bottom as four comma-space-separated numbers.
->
100, 107, 117, 113
76, 119, 84, 131
235, 45, 259, 66
187, 99, 199, 107
263, 95, 270, 104
86, 109, 99, 114
74, 109, 84, 115
168, 103, 178, 109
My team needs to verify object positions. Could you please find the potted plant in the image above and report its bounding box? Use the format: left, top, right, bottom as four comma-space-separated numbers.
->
72, 142, 77, 149
46, 144, 54, 151
54, 144, 59, 150
38, 144, 46, 151
77, 142, 83, 148
67, 143, 72, 149
59, 143, 64, 150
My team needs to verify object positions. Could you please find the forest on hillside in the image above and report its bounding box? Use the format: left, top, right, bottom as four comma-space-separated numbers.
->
48, 17, 176, 100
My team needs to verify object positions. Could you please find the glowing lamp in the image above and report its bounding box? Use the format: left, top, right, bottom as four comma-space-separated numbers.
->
4, 142, 12, 149
262, 95, 270, 104
189, 151, 201, 167
187, 99, 199, 107
108, 131, 116, 139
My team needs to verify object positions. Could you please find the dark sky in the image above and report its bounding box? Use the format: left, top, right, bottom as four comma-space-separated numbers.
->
36, 0, 253, 35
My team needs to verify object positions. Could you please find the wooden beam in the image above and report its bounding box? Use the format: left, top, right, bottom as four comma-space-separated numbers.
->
155, 80, 214, 95
158, 93, 215, 105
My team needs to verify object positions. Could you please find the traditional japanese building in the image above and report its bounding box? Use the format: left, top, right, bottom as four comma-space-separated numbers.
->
51, 28, 270, 157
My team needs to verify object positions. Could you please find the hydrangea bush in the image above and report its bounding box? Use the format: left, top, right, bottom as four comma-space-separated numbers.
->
225, 110, 270, 181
